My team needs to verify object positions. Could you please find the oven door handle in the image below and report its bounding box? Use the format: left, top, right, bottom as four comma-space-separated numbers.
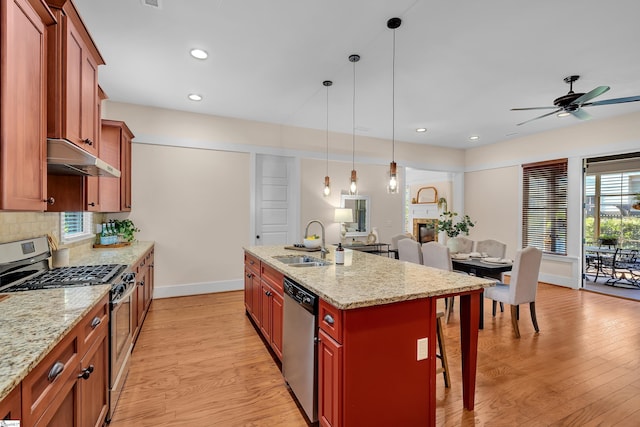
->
112, 283, 137, 306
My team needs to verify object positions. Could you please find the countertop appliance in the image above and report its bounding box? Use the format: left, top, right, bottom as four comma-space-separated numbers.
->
0, 236, 136, 423
282, 277, 318, 423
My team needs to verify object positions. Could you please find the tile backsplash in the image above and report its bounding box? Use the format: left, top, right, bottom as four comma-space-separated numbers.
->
0, 212, 106, 257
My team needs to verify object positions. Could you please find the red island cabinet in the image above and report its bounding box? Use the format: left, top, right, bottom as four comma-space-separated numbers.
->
317, 297, 438, 427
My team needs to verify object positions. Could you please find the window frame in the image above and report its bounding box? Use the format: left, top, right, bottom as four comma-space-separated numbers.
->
60, 212, 94, 243
522, 158, 568, 255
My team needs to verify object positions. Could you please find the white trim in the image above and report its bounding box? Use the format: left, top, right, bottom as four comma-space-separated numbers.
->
153, 279, 243, 299
60, 212, 94, 244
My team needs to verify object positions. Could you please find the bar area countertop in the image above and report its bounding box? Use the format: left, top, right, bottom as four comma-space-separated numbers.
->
0, 286, 111, 401
244, 245, 495, 310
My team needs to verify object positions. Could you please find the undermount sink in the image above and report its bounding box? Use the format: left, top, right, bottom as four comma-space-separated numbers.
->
273, 255, 331, 267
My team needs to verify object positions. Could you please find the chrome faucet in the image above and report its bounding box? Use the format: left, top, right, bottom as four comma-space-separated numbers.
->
304, 220, 327, 259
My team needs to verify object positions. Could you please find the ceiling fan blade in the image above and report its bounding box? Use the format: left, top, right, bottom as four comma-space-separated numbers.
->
511, 106, 557, 111
516, 108, 562, 126
583, 95, 640, 106
569, 108, 592, 120
571, 86, 610, 106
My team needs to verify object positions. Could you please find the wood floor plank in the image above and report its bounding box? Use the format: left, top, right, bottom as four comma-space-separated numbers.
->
110, 284, 640, 426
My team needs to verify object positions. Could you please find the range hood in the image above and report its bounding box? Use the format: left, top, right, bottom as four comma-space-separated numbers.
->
47, 139, 121, 178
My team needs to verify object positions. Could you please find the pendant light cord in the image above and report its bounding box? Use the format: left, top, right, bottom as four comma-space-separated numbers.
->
391, 28, 396, 163
352, 59, 356, 170
326, 83, 330, 176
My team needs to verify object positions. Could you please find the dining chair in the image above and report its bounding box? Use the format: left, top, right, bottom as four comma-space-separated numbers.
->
448, 236, 473, 254
390, 234, 411, 259
421, 242, 455, 323
484, 246, 542, 338
474, 239, 507, 258
397, 238, 423, 264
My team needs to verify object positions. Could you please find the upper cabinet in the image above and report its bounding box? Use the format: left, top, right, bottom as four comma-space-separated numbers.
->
46, 0, 105, 157
100, 120, 133, 212
0, 0, 56, 211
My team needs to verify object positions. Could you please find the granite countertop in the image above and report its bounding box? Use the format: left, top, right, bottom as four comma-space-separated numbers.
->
0, 241, 155, 403
0, 286, 111, 402
244, 245, 495, 310
70, 240, 154, 266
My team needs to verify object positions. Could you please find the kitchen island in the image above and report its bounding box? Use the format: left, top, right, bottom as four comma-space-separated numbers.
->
244, 245, 495, 427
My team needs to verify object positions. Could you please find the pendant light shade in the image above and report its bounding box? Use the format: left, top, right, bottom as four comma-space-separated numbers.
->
387, 17, 401, 194
349, 54, 360, 195
323, 80, 332, 197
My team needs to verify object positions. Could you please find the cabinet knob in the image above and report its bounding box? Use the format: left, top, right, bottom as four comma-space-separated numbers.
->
126, 204, 132, 208
88, 202, 96, 207
323, 314, 335, 325
139, 280, 145, 287
44, 197, 55, 205
48, 361, 65, 382
83, 138, 94, 146
78, 365, 94, 380
246, 273, 252, 278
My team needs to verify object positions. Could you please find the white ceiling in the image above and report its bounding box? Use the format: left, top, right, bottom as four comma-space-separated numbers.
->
74, 0, 640, 149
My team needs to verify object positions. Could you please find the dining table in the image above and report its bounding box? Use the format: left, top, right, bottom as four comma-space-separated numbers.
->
451, 257, 513, 329
584, 246, 639, 287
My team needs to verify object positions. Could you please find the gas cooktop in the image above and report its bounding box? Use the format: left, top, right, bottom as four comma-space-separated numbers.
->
2, 264, 127, 292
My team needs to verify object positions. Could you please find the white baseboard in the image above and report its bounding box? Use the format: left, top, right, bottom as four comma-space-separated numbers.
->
153, 279, 243, 299
538, 273, 580, 289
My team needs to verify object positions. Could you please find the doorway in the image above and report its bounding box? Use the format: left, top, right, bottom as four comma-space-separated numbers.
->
582, 153, 640, 299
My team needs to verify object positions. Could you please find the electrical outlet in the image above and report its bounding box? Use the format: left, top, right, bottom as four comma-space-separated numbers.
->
417, 337, 428, 361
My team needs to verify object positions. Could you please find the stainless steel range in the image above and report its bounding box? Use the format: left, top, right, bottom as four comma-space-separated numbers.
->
0, 236, 136, 422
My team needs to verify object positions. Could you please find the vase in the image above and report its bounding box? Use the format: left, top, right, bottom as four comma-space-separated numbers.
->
446, 237, 462, 254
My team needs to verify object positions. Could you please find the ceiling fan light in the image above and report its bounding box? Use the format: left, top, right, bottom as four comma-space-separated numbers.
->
557, 111, 571, 117
188, 93, 202, 101
416, 128, 427, 133
469, 135, 479, 141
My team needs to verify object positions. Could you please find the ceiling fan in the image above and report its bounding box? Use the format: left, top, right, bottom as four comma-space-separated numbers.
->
511, 75, 640, 126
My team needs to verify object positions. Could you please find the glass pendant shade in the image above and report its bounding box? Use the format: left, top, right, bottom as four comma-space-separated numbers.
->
388, 161, 398, 193
349, 169, 358, 195
323, 176, 331, 197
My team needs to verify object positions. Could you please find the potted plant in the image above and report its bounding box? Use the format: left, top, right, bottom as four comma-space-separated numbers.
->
598, 234, 618, 247
114, 219, 139, 243
436, 211, 475, 238
632, 194, 640, 210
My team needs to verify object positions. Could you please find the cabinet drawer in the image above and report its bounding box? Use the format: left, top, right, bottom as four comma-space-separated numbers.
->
78, 294, 109, 356
22, 329, 79, 425
261, 263, 283, 295
244, 252, 260, 273
0, 384, 21, 421
319, 299, 343, 343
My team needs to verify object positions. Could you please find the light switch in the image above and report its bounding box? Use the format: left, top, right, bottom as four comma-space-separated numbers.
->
417, 337, 428, 361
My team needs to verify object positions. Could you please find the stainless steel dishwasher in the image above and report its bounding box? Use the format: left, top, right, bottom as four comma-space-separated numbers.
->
282, 277, 318, 423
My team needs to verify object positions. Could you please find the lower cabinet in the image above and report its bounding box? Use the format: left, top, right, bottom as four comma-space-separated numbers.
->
318, 329, 342, 427
243, 251, 283, 361
132, 247, 155, 346
20, 293, 109, 427
0, 385, 21, 421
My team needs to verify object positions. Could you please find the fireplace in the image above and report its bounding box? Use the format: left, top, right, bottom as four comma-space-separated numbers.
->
413, 219, 438, 243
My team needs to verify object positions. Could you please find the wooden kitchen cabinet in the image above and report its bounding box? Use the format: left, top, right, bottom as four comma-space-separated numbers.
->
21, 294, 109, 427
243, 252, 284, 361
0, 384, 21, 421
46, 0, 104, 156
0, 0, 55, 211
100, 120, 134, 212
316, 297, 436, 426
132, 247, 155, 346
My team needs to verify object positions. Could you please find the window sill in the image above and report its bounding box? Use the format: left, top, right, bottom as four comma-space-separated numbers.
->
61, 233, 96, 245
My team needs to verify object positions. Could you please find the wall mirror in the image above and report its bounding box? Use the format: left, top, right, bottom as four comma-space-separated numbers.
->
340, 194, 371, 238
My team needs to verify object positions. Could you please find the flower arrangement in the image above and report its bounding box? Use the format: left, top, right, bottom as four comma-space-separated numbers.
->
436, 211, 475, 238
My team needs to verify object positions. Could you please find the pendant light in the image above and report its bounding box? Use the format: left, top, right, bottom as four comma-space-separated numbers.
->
323, 80, 332, 197
387, 17, 401, 194
349, 54, 360, 195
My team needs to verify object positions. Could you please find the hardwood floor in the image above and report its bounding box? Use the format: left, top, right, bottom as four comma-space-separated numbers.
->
110, 284, 640, 426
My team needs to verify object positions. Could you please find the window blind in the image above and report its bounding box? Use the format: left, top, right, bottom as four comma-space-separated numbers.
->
61, 212, 94, 242
522, 159, 568, 255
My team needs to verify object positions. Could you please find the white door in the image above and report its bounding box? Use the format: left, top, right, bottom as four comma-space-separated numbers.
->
255, 154, 298, 245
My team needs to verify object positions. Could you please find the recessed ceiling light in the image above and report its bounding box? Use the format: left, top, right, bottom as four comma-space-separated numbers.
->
188, 93, 202, 101
557, 111, 570, 117
416, 128, 427, 133
190, 48, 208, 60
469, 135, 479, 141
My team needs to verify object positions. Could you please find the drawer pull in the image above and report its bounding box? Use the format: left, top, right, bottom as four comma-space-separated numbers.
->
90, 316, 101, 329
78, 365, 94, 380
48, 361, 65, 382
246, 273, 252, 278
323, 314, 335, 325
83, 138, 94, 146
